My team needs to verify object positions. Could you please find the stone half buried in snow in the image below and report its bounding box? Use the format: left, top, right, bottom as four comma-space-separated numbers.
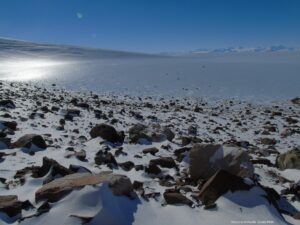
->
11, 134, 47, 150
0, 195, 23, 218
35, 171, 133, 203
198, 170, 252, 206
189, 144, 254, 180
128, 123, 175, 143
90, 123, 124, 144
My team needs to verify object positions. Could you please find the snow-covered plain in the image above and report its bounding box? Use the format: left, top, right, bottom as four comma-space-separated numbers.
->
0, 38, 300, 100
0, 39, 299, 225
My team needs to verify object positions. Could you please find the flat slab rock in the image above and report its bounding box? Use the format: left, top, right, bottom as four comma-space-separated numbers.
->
0, 195, 23, 217
35, 171, 133, 202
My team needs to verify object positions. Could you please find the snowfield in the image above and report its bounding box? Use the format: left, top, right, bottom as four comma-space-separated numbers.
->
0, 38, 299, 225
0, 81, 299, 225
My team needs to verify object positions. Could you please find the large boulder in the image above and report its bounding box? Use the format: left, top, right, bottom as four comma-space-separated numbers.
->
0, 195, 23, 217
11, 134, 47, 149
189, 144, 254, 180
198, 170, 252, 206
90, 124, 124, 143
128, 123, 174, 143
35, 172, 133, 202
276, 149, 300, 170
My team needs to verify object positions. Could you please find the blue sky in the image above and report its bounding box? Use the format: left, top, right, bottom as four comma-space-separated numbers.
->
0, 0, 299, 53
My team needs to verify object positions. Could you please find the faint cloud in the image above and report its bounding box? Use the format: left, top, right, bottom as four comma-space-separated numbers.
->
76, 12, 83, 19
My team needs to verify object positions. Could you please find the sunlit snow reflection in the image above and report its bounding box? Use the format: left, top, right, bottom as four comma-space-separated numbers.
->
0, 59, 68, 81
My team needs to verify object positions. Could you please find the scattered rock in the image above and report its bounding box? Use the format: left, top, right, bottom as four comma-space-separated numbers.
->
145, 163, 162, 175
0, 100, 15, 108
12, 134, 47, 149
0, 195, 23, 217
0, 120, 17, 131
0, 137, 11, 149
276, 149, 300, 170
35, 172, 133, 202
164, 190, 193, 206
75, 149, 86, 161
118, 161, 135, 171
198, 170, 252, 206
260, 138, 277, 146
94, 151, 117, 166
90, 124, 124, 143
150, 157, 177, 168
142, 147, 159, 155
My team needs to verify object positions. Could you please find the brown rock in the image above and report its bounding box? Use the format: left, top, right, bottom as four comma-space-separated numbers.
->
35, 172, 133, 202
198, 170, 252, 206
164, 191, 193, 206
0, 195, 23, 217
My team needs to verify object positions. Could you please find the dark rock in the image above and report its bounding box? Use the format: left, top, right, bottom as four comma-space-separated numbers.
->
90, 124, 124, 143
198, 170, 252, 206
135, 165, 144, 171
142, 147, 159, 156
94, 151, 117, 166
150, 157, 177, 168
291, 97, 300, 105
37, 202, 51, 215
12, 134, 47, 149
0, 137, 11, 149
14, 157, 73, 181
163, 190, 193, 206
260, 138, 277, 146
145, 163, 162, 175
118, 161, 135, 171
0, 100, 15, 108
133, 180, 143, 190
75, 150, 86, 161
0, 121, 17, 131
251, 158, 275, 167
0, 195, 23, 217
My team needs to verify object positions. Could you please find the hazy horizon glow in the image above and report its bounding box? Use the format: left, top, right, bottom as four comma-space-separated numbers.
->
0, 0, 299, 53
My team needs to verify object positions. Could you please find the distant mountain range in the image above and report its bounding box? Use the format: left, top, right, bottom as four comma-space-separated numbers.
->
0, 37, 158, 60
0, 37, 299, 59
160, 45, 300, 56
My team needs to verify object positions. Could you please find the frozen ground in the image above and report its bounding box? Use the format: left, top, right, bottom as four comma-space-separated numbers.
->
0, 38, 299, 225
0, 81, 299, 225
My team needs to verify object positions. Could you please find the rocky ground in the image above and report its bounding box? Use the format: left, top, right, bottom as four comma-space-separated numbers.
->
0, 81, 299, 225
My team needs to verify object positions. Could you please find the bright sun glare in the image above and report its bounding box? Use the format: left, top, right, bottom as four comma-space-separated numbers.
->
0, 59, 66, 81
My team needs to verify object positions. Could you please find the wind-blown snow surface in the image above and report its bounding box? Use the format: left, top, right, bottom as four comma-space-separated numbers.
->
0, 38, 299, 100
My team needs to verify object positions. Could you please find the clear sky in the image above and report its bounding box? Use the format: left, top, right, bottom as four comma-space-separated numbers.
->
0, 0, 299, 53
